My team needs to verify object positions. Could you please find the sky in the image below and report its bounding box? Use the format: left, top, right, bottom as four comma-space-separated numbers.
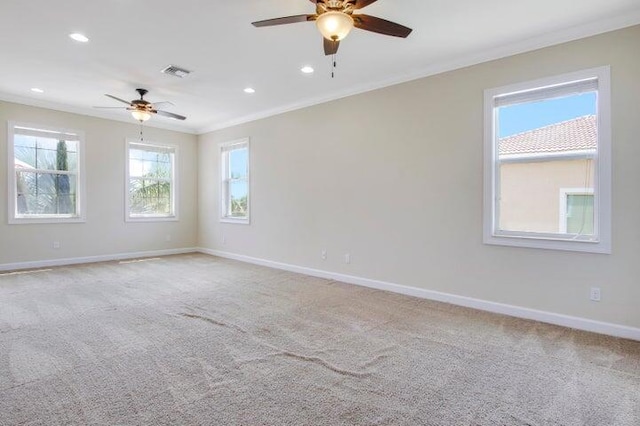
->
498, 92, 596, 138
229, 148, 249, 199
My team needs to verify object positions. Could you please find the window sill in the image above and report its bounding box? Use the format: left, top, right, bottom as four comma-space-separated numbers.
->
220, 216, 250, 225
126, 215, 179, 223
9, 216, 86, 225
484, 232, 611, 254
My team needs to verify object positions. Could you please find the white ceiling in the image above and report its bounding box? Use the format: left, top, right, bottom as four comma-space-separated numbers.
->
1, 0, 639, 134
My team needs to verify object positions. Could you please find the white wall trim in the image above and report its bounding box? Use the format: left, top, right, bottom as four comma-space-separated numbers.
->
199, 248, 640, 342
125, 139, 180, 222
0, 247, 198, 272
219, 138, 251, 224
483, 66, 612, 254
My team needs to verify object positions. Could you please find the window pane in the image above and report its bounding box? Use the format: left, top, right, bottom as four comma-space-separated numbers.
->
128, 144, 175, 217
14, 137, 78, 172
14, 134, 37, 149
10, 124, 83, 222
129, 158, 144, 178
229, 180, 248, 217
129, 178, 172, 216
153, 154, 172, 179
497, 92, 596, 235
16, 171, 77, 215
566, 194, 594, 235
229, 147, 248, 179
129, 151, 172, 179
220, 140, 249, 222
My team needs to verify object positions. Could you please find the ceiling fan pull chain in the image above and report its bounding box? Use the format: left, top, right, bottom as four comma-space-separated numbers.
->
332, 53, 337, 78
140, 122, 144, 142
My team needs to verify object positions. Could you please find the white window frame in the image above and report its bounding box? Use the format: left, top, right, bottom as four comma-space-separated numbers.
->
558, 188, 594, 234
125, 140, 178, 222
7, 121, 86, 224
483, 66, 611, 254
219, 138, 250, 224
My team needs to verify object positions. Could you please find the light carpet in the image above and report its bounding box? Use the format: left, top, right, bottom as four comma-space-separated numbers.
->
0, 253, 638, 425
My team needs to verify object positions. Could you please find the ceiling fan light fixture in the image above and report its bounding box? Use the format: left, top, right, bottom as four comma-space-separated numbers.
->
316, 11, 354, 41
131, 110, 151, 122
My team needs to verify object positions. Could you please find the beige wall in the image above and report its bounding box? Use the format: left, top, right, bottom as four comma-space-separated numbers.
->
500, 159, 594, 233
0, 101, 198, 264
199, 25, 640, 329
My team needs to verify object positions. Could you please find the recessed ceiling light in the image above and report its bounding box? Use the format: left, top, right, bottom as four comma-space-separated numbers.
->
69, 33, 89, 43
244, 87, 256, 94
301, 66, 315, 74
30, 88, 44, 93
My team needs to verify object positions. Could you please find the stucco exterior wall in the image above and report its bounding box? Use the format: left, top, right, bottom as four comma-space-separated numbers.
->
499, 158, 594, 233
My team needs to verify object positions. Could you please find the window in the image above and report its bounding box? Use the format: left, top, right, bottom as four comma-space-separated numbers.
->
483, 67, 611, 253
126, 141, 177, 221
220, 138, 250, 224
8, 122, 85, 224
559, 188, 594, 235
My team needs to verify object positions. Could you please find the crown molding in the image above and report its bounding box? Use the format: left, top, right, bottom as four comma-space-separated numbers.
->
196, 12, 640, 134
0, 93, 199, 135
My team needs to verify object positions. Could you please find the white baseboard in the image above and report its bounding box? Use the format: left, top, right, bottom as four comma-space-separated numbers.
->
0, 247, 199, 272
199, 247, 640, 342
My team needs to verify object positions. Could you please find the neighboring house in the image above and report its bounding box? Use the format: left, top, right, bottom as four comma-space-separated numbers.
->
498, 115, 596, 235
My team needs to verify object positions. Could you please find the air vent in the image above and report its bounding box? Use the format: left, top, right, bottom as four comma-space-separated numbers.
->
161, 65, 192, 78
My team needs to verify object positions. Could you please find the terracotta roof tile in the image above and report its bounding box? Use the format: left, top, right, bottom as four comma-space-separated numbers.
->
499, 115, 596, 156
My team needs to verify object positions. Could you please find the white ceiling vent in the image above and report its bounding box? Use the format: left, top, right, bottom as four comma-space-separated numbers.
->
161, 65, 192, 78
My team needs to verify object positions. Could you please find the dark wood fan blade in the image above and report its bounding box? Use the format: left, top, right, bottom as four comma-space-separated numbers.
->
353, 14, 412, 38
323, 38, 340, 55
105, 94, 133, 105
252, 14, 316, 27
353, 0, 378, 9
153, 109, 186, 121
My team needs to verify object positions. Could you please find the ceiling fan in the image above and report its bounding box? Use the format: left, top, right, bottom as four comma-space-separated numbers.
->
252, 0, 412, 56
95, 88, 186, 122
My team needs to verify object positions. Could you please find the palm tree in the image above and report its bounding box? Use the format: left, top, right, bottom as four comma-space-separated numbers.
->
56, 140, 72, 214
14, 137, 75, 215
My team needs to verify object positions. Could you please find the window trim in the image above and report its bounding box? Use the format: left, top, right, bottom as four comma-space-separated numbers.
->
219, 138, 250, 225
125, 139, 179, 222
483, 66, 611, 254
7, 121, 87, 224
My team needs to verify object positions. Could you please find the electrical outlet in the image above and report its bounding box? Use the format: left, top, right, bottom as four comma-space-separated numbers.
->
52, 241, 60, 249
321, 250, 327, 260
344, 253, 351, 264
590, 287, 601, 302
222, 235, 226, 245
165, 234, 172, 242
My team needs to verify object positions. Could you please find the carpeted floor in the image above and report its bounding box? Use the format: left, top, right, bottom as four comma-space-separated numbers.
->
0, 254, 638, 425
